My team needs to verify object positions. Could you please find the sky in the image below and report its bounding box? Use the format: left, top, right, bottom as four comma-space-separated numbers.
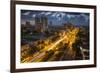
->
21, 10, 90, 26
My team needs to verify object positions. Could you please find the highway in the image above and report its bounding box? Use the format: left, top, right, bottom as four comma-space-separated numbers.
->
21, 28, 89, 63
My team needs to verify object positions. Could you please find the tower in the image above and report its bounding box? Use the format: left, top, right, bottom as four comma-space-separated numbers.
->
35, 16, 48, 33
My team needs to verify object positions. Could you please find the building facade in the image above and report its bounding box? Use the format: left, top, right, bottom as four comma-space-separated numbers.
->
35, 16, 48, 33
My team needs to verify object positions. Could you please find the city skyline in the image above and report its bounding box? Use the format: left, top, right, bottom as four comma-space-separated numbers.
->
21, 10, 90, 26
21, 10, 90, 63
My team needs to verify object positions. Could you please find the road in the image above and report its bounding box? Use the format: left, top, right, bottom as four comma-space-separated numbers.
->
21, 28, 88, 63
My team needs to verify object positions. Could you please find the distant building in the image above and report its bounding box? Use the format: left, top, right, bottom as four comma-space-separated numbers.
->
25, 21, 31, 28
35, 16, 48, 33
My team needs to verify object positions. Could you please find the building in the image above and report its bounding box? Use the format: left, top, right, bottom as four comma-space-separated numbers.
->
35, 16, 48, 33
25, 21, 31, 28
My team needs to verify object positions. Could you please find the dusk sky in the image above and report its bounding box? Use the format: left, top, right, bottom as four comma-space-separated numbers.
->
21, 10, 90, 26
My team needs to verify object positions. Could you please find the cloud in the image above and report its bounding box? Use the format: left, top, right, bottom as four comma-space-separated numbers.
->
60, 13, 66, 18
56, 13, 66, 21
51, 12, 57, 17
80, 13, 89, 21
66, 14, 76, 19
56, 13, 60, 17
32, 14, 36, 18
22, 11, 30, 16
50, 12, 66, 21
40, 12, 45, 15
45, 12, 52, 15
38, 12, 66, 19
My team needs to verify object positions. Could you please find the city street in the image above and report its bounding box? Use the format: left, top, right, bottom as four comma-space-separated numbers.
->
21, 28, 89, 63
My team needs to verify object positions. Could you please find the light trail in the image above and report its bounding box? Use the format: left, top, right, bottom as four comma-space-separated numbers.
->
48, 35, 67, 51
48, 28, 79, 51
21, 28, 80, 62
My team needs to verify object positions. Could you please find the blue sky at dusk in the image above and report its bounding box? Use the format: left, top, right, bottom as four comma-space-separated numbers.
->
21, 10, 90, 26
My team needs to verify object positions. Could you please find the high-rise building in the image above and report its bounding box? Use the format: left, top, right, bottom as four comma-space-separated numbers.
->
35, 16, 48, 33
25, 21, 31, 28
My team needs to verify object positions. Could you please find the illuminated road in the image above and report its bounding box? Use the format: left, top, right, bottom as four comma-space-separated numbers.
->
21, 28, 87, 62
